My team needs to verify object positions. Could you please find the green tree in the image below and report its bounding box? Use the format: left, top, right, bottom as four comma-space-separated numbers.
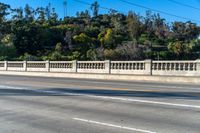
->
171, 21, 200, 41
24, 4, 35, 22
91, 1, 99, 17
36, 7, 46, 23
49, 7, 58, 25
73, 33, 94, 57
111, 13, 125, 34
12, 8, 23, 20
0, 34, 17, 60
98, 28, 119, 49
0, 2, 10, 23
126, 11, 142, 40
168, 40, 194, 59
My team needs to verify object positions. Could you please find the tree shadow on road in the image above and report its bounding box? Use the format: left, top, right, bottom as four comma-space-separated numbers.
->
0, 88, 200, 100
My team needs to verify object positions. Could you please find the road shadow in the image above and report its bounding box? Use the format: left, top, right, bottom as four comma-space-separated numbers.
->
0, 88, 200, 100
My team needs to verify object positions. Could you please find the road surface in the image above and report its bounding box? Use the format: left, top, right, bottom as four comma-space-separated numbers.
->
0, 75, 199, 133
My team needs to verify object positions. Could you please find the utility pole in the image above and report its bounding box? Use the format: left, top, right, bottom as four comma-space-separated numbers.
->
63, 0, 67, 18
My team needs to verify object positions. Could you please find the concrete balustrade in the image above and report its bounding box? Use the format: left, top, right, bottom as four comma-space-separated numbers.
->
0, 60, 200, 76
0, 61, 4, 71
27, 61, 47, 72
152, 60, 199, 76
77, 61, 106, 73
7, 61, 24, 71
110, 60, 148, 75
50, 61, 74, 72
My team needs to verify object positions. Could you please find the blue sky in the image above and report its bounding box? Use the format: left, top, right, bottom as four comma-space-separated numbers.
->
1, 0, 200, 25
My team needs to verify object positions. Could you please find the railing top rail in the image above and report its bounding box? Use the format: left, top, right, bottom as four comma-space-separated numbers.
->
111, 61, 146, 63
50, 61, 73, 63
153, 60, 196, 63
77, 61, 105, 63
7, 61, 24, 63
27, 61, 46, 63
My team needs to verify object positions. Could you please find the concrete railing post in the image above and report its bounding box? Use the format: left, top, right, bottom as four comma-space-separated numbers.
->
72, 60, 77, 73
105, 60, 111, 74
145, 59, 152, 75
23, 61, 27, 71
4, 61, 7, 71
46, 60, 50, 72
196, 59, 200, 71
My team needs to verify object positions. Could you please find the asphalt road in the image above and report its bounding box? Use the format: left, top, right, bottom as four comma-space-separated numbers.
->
0, 75, 200, 133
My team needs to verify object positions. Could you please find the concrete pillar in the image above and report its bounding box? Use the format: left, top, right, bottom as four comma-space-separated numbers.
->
23, 61, 27, 71
105, 60, 111, 74
196, 59, 200, 71
46, 60, 50, 72
72, 60, 77, 73
4, 61, 7, 71
145, 59, 152, 75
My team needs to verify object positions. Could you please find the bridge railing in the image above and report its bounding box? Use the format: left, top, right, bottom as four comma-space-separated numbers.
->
50, 61, 75, 72
77, 61, 108, 73
111, 60, 151, 75
152, 60, 200, 76
26, 61, 47, 72
1, 60, 200, 76
7, 61, 24, 71
0, 61, 5, 71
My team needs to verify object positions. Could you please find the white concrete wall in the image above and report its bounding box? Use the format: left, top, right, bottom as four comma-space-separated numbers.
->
50, 68, 75, 73
26, 68, 47, 72
77, 69, 108, 74
7, 68, 25, 71
152, 71, 200, 76
111, 70, 147, 75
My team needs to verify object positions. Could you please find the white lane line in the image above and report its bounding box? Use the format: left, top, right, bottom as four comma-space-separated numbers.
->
1, 85, 200, 110
0, 85, 28, 90
73, 117, 156, 133
32, 90, 200, 109
45, 91, 200, 109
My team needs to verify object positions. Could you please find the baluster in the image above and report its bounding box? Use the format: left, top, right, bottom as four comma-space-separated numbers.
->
183, 63, 185, 71
111, 63, 113, 69
159, 63, 162, 70
92, 63, 94, 69
132, 63, 134, 70
129, 63, 131, 70
165, 63, 168, 70
152, 63, 155, 70
194, 63, 197, 71
178, 63, 181, 71
191, 63, 193, 71
136, 63, 139, 70
133, 63, 137, 70
127, 63, 130, 70
169, 63, 171, 71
